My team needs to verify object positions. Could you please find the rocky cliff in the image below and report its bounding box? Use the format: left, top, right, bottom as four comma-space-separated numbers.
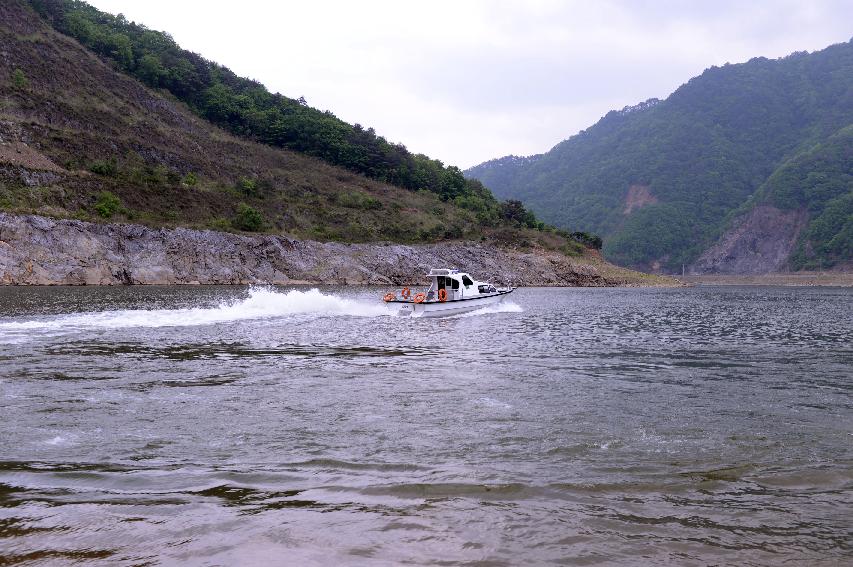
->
689, 205, 809, 274
0, 213, 674, 287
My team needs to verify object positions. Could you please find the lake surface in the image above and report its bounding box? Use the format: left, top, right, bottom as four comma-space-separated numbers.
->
0, 285, 851, 566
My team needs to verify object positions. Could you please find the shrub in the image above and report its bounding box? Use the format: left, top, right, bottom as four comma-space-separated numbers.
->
94, 191, 122, 218
11, 69, 28, 89
337, 191, 383, 210
182, 172, 198, 186
360, 195, 382, 210
475, 208, 499, 226
237, 177, 257, 196
89, 158, 118, 177
234, 202, 263, 231
146, 164, 168, 186
341, 221, 374, 241
417, 225, 442, 241
443, 224, 464, 239
562, 241, 585, 257
208, 217, 231, 231
570, 231, 603, 249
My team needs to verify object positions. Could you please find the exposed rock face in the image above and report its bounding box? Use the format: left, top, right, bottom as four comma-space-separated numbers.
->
0, 213, 661, 287
690, 205, 808, 274
623, 184, 657, 215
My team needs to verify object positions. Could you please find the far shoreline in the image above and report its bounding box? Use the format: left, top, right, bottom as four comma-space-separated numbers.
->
679, 272, 853, 287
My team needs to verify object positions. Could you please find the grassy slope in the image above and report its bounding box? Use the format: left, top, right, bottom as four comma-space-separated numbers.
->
466, 41, 853, 271
0, 0, 570, 253
27, 0, 498, 205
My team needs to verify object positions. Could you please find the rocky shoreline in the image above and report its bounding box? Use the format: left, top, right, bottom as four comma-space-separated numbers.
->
0, 213, 676, 287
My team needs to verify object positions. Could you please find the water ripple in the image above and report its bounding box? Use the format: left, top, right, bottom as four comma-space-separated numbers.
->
0, 285, 850, 565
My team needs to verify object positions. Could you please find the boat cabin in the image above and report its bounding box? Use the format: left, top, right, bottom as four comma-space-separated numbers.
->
424, 268, 497, 302
382, 267, 511, 316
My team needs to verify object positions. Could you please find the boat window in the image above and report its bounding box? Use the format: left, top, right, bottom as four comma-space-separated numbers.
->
462, 275, 473, 287
437, 276, 445, 289
451, 278, 459, 290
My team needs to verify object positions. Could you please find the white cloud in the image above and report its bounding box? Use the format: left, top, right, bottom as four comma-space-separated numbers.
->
88, 0, 852, 168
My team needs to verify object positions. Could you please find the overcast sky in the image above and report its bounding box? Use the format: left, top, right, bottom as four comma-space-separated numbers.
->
88, 0, 852, 169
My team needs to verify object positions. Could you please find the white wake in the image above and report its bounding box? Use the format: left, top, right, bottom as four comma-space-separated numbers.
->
456, 301, 524, 318
0, 287, 391, 333
0, 288, 525, 341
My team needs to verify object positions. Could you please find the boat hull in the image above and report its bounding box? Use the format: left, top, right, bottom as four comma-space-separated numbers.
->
394, 290, 512, 318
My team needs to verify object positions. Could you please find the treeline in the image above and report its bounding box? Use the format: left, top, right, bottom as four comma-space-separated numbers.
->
28, 0, 548, 231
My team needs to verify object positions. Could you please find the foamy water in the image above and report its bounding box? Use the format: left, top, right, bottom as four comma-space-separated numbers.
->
0, 288, 523, 340
0, 288, 389, 333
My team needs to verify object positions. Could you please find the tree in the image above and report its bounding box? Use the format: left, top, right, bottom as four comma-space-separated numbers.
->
500, 200, 536, 227
137, 53, 165, 86
107, 32, 133, 69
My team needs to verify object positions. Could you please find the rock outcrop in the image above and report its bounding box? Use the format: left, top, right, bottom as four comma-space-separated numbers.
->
0, 213, 672, 286
689, 205, 808, 274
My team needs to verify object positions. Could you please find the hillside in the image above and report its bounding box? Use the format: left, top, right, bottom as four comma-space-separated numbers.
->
466, 41, 853, 272
1, 0, 590, 256
27, 0, 491, 203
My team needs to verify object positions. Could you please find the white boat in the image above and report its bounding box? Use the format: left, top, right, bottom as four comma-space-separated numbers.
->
383, 268, 514, 318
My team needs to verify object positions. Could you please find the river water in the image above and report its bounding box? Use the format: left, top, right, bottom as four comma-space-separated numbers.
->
0, 285, 850, 566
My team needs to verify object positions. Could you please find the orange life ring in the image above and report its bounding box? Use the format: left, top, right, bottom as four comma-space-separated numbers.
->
438, 289, 447, 302
413, 292, 426, 303
401, 287, 411, 299
383, 292, 396, 302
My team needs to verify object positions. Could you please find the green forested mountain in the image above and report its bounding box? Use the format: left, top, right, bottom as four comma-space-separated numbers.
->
466, 41, 853, 271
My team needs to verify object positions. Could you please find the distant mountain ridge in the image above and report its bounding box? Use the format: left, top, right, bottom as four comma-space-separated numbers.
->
466, 41, 853, 272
